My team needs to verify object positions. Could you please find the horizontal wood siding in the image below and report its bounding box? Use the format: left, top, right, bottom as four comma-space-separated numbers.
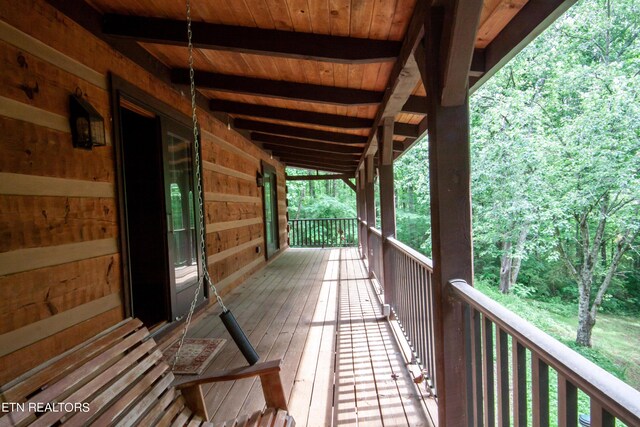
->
0, 0, 287, 384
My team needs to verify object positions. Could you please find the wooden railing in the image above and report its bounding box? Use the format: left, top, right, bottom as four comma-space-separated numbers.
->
368, 226, 383, 281
363, 224, 640, 426
288, 218, 358, 248
385, 236, 438, 395
450, 279, 640, 427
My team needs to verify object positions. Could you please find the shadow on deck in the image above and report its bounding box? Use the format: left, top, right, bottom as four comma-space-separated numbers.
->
176, 248, 435, 427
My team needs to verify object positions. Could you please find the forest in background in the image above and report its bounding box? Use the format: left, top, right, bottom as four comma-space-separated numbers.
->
286, 0, 639, 388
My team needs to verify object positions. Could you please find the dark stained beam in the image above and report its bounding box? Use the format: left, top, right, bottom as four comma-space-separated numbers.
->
264, 147, 360, 162
472, 0, 577, 92
103, 14, 401, 64
253, 135, 362, 155
401, 95, 428, 115
469, 49, 486, 77
282, 160, 355, 173
439, 0, 484, 106
286, 174, 354, 181
236, 120, 368, 145
393, 123, 419, 138
210, 100, 374, 129
271, 152, 358, 167
171, 70, 383, 106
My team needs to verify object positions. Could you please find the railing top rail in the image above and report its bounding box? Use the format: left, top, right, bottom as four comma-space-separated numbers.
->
448, 279, 640, 424
368, 226, 382, 237
387, 237, 434, 270
289, 217, 358, 221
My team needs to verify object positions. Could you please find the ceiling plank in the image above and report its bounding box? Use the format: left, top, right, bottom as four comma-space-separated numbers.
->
471, 0, 577, 92
440, 0, 484, 106
103, 14, 401, 64
171, 70, 383, 105
210, 100, 374, 129
359, 0, 429, 163
236, 120, 368, 145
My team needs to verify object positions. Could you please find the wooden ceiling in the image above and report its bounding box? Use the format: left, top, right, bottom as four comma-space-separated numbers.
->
50, 0, 574, 174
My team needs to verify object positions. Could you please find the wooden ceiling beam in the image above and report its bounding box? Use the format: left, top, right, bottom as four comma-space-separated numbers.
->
281, 160, 355, 173
253, 134, 363, 154
271, 152, 359, 166
286, 174, 353, 181
171, 70, 383, 106
235, 119, 368, 145
103, 14, 401, 64
401, 95, 428, 115
471, 0, 577, 92
210, 100, 374, 129
262, 143, 360, 159
393, 123, 419, 138
439, 0, 484, 106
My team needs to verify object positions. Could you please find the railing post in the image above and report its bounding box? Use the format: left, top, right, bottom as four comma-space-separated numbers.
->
379, 117, 396, 306
364, 155, 376, 277
420, 7, 474, 426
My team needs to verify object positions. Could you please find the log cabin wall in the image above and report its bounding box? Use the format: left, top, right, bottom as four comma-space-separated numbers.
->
0, 0, 287, 384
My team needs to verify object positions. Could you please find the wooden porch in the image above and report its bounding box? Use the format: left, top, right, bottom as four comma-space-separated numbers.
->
166, 247, 433, 427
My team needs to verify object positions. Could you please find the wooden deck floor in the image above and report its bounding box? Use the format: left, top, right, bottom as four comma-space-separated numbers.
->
179, 248, 433, 427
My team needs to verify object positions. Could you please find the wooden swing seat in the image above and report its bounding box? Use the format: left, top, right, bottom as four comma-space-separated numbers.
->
0, 318, 295, 427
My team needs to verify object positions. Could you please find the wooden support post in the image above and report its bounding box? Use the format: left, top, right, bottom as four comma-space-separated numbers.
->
423, 7, 473, 427
379, 117, 396, 304
365, 155, 376, 277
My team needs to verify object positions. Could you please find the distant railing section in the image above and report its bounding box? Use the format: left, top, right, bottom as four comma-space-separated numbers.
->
386, 237, 437, 395
368, 227, 383, 282
450, 279, 640, 427
288, 218, 358, 248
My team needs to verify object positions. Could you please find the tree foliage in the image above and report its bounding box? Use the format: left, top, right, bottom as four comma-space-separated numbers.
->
285, 0, 640, 348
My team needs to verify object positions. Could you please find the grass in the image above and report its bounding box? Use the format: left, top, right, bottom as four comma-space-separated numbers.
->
475, 280, 640, 426
476, 280, 640, 389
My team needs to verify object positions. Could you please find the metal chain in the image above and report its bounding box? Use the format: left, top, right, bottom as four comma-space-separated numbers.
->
173, 0, 227, 369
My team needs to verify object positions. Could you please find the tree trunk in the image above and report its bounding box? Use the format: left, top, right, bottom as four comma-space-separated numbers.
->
499, 225, 529, 293
576, 296, 594, 346
499, 241, 513, 293
509, 225, 529, 286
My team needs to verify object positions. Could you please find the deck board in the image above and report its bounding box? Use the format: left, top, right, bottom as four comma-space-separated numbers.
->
178, 248, 432, 427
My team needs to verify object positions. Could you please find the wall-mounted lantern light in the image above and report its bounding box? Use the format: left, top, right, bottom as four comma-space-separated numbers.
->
69, 93, 106, 150
256, 171, 264, 187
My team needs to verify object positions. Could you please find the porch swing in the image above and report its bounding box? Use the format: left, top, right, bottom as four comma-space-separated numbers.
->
0, 1, 294, 425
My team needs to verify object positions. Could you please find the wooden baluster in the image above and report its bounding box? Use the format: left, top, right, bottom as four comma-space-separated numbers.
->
513, 339, 527, 427
532, 354, 550, 427
590, 398, 615, 427
557, 374, 577, 427
470, 308, 484, 426
483, 318, 495, 427
496, 327, 510, 427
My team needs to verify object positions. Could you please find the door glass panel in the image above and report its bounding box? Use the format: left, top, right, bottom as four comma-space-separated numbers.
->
264, 174, 273, 245
166, 132, 199, 291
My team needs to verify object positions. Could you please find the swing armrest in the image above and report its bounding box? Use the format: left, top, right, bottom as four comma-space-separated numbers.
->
172, 359, 282, 388
172, 359, 288, 417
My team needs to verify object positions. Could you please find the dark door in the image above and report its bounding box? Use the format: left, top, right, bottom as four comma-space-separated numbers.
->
120, 108, 170, 327
262, 162, 279, 259
161, 119, 205, 319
